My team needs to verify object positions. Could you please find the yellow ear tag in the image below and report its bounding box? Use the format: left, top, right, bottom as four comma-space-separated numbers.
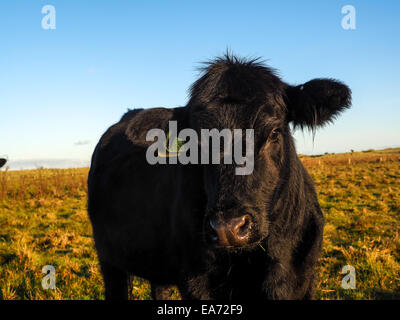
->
158, 132, 185, 157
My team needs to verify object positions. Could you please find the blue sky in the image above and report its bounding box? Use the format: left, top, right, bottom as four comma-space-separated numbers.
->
1, 0, 399, 167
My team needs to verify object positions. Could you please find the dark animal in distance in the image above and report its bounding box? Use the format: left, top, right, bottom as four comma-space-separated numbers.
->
0, 158, 7, 169
87, 54, 351, 300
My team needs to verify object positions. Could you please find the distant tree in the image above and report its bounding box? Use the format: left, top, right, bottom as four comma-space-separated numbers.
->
350, 149, 354, 153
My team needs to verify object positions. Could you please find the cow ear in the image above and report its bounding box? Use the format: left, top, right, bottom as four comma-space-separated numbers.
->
125, 107, 189, 146
285, 79, 351, 130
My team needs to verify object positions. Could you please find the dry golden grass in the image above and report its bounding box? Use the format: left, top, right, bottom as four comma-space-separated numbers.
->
302, 149, 400, 299
0, 148, 399, 300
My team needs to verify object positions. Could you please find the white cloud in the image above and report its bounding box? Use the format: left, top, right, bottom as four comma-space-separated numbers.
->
74, 140, 90, 146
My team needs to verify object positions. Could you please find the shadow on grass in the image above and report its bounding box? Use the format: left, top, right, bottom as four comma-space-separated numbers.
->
0, 253, 17, 265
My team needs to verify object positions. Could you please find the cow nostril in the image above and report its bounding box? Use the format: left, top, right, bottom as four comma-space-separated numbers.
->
233, 215, 252, 240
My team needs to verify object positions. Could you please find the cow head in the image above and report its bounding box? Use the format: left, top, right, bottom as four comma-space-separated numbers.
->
187, 54, 351, 250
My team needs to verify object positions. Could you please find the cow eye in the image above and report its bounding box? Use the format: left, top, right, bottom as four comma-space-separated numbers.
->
268, 128, 281, 141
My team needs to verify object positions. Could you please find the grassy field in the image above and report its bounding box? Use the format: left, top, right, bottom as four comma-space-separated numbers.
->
0, 148, 399, 300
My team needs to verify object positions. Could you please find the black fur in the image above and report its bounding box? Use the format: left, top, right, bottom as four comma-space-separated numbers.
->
286, 79, 351, 131
87, 54, 351, 300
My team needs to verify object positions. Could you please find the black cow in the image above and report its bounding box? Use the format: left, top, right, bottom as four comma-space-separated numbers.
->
0, 158, 7, 169
87, 54, 351, 300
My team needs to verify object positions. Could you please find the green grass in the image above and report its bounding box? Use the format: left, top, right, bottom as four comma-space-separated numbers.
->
0, 149, 399, 300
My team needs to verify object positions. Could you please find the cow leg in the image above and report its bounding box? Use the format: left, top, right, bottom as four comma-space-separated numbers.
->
100, 260, 129, 300
151, 283, 175, 300
177, 277, 211, 300
302, 275, 316, 300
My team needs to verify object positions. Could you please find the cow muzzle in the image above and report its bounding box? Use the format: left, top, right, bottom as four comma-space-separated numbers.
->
207, 214, 252, 248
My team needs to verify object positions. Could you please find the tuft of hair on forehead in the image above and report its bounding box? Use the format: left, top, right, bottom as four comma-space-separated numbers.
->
188, 53, 286, 105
